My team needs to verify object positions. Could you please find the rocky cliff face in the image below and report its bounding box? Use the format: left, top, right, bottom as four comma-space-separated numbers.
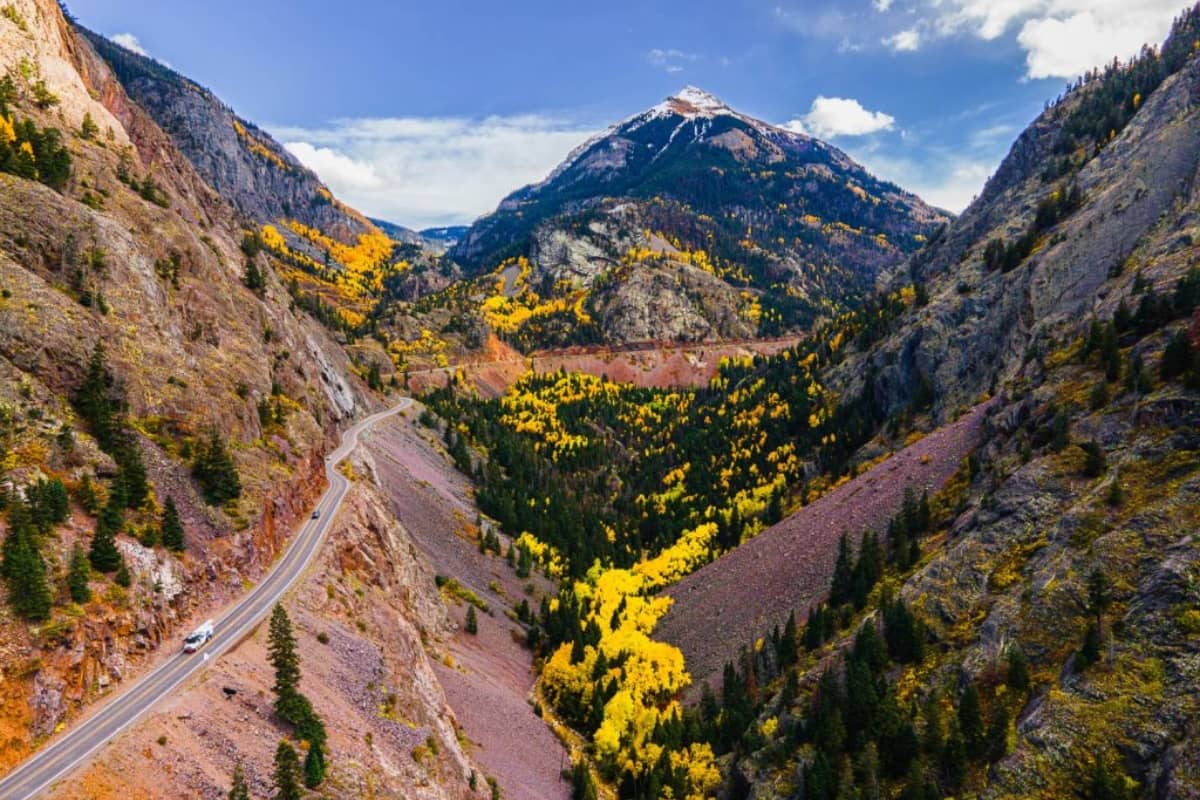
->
0, 0, 380, 773
833, 27, 1200, 421
79, 27, 374, 245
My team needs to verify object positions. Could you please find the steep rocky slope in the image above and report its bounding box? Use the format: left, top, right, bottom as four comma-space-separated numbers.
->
444, 87, 948, 348
0, 0, 419, 785
672, 12, 1200, 799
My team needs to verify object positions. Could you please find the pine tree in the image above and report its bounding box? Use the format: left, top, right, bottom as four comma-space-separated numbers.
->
1078, 621, 1103, 669
268, 604, 302, 720
89, 498, 124, 572
273, 740, 303, 800
854, 742, 881, 800
465, 604, 479, 635
303, 740, 326, 788
1081, 440, 1107, 478
4, 518, 52, 621
161, 496, 186, 551
940, 717, 967, 789
986, 703, 1010, 762
228, 761, 249, 800
77, 473, 100, 515
243, 258, 265, 293
80, 112, 99, 140
115, 560, 131, 587
193, 432, 242, 505
68, 542, 91, 603
1087, 566, 1112, 623
958, 682, 984, 759
830, 533, 854, 606
1006, 645, 1031, 691
76, 342, 116, 449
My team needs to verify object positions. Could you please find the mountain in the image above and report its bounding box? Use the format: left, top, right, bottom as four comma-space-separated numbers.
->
445, 86, 948, 345
79, 28, 374, 245
0, 1, 497, 794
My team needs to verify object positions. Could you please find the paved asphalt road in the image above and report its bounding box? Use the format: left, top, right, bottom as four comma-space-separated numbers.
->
0, 399, 412, 800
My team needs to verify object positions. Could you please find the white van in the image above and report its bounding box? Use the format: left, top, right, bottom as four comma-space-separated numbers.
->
183, 620, 215, 653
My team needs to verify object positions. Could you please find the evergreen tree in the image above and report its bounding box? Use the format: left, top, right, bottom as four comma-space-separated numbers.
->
228, 761, 249, 800
272, 740, 303, 800
76, 342, 116, 449
1078, 621, 1103, 669
89, 497, 124, 572
193, 432, 242, 505
268, 604, 303, 721
830, 533, 854, 606
958, 682, 984, 759
115, 440, 149, 509
160, 496, 186, 551
3, 515, 52, 621
243, 258, 265, 293
77, 473, 100, 515
1087, 566, 1112, 623
115, 560, 131, 587
465, 604, 479, 635
303, 740, 326, 788
940, 717, 967, 790
1006, 645, 1031, 691
986, 703, 1010, 762
1081, 440, 1107, 478
854, 742, 881, 800
1161, 329, 1194, 380
516, 543, 533, 578
1087, 756, 1135, 800
1100, 322, 1121, 382
68, 542, 91, 603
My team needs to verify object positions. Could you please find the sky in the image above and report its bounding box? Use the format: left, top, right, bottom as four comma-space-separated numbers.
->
69, 0, 1189, 229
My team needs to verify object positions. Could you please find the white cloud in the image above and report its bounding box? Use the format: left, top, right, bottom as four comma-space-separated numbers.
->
784, 96, 897, 138
883, 28, 921, 51
273, 115, 598, 229
111, 33, 148, 56
647, 48, 698, 73
896, 0, 1181, 79
873, 0, 894, 11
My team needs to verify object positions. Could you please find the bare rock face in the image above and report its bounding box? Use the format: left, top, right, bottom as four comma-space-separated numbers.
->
835, 54, 1200, 422
78, 28, 372, 245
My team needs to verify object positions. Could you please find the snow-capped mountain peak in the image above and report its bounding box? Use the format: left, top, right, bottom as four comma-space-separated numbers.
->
660, 85, 730, 116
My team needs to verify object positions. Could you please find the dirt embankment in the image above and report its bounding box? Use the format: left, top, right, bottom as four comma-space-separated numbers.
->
658, 401, 994, 695
363, 413, 570, 800
406, 335, 803, 397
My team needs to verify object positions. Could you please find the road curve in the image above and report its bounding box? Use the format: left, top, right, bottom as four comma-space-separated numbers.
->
0, 398, 412, 800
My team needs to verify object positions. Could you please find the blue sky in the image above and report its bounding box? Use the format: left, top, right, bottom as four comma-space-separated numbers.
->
68, 0, 1187, 228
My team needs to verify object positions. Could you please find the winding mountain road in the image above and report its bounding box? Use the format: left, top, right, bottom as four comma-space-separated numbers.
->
0, 399, 412, 800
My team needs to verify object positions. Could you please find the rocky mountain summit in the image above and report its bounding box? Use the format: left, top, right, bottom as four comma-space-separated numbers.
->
446, 86, 949, 347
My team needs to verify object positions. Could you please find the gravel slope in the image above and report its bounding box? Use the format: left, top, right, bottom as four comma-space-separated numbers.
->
659, 401, 993, 695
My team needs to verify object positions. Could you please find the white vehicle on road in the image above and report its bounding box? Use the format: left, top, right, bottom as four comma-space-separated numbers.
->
183, 620, 214, 653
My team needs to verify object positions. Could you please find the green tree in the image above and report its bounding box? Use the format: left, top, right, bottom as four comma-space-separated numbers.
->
115, 560, 131, 587
193, 432, 242, 505
1006, 645, 1030, 691
272, 740, 303, 800
89, 497, 124, 572
268, 604, 302, 719
1081, 441, 1107, 478
986, 703, 1010, 762
3, 504, 52, 621
465, 604, 479, 635
958, 682, 984, 759
940, 717, 967, 790
76, 342, 116, 449
243, 258, 265, 293
228, 761, 249, 800
830, 533, 854, 607
304, 740, 326, 788
80, 112, 99, 140
68, 542, 91, 603
1087, 566, 1112, 623
160, 496, 186, 551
